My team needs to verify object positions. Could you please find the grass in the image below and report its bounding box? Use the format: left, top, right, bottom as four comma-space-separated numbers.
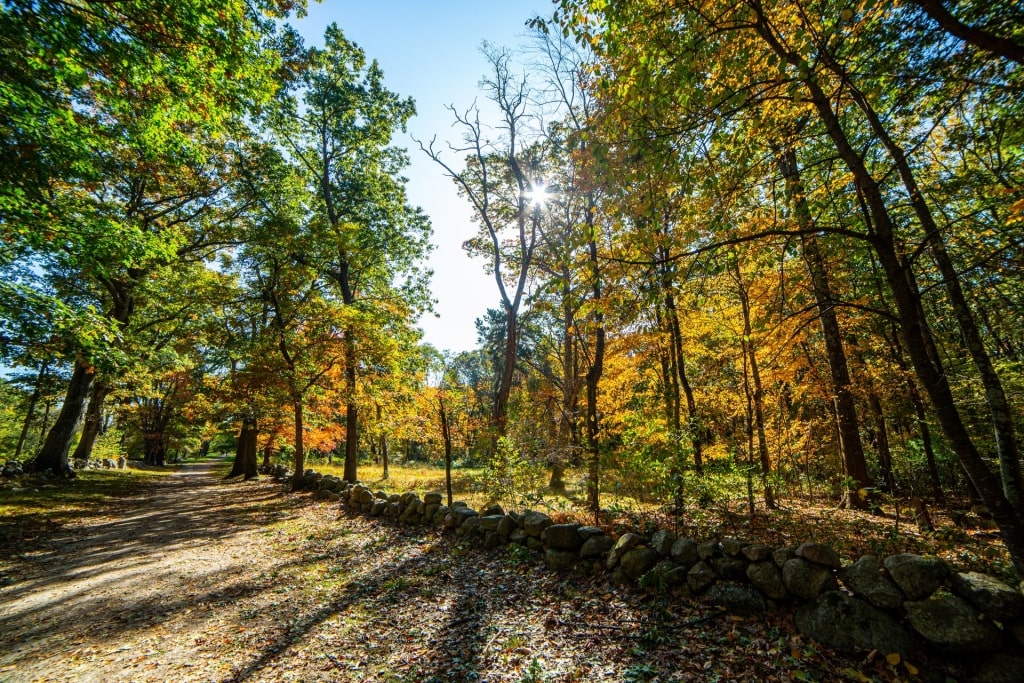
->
0, 466, 171, 521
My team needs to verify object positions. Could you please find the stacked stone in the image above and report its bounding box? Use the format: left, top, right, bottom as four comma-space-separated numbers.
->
1, 460, 24, 477
317, 479, 1024, 677
258, 463, 289, 478
68, 457, 127, 471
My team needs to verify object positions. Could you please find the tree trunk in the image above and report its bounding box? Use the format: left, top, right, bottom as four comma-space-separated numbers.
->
776, 146, 871, 508
229, 417, 258, 479
734, 259, 775, 509
494, 306, 518, 439
34, 361, 95, 474
343, 336, 359, 483
291, 397, 305, 491
781, 60, 1024, 573
585, 226, 605, 525
14, 360, 48, 460
440, 394, 454, 508
72, 382, 111, 462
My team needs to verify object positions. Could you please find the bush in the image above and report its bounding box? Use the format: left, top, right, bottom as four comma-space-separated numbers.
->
475, 437, 546, 510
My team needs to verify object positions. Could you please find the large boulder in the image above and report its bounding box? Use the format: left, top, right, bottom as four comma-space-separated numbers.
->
883, 554, 948, 601
838, 555, 904, 610
423, 492, 443, 505
796, 542, 841, 569
720, 538, 744, 557
795, 591, 913, 654
545, 548, 577, 572
522, 510, 553, 537
651, 529, 676, 557
782, 558, 838, 600
687, 561, 716, 593
580, 534, 615, 559
541, 523, 583, 551
904, 595, 1003, 653
746, 561, 787, 601
742, 544, 774, 563
707, 582, 767, 615
606, 533, 645, 570
620, 547, 659, 581
670, 538, 700, 569
949, 571, 1024, 621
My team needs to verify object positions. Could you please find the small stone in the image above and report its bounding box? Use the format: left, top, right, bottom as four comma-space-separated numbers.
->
687, 561, 716, 593
796, 542, 841, 569
905, 595, 1002, 653
670, 538, 700, 569
884, 554, 948, 601
783, 558, 838, 600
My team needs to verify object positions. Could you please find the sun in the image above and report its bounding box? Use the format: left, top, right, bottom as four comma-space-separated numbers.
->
525, 179, 552, 208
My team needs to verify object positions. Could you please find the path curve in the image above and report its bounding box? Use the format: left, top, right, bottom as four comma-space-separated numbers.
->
0, 460, 286, 682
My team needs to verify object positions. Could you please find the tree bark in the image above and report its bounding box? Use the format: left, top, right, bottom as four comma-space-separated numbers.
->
14, 360, 48, 460
343, 335, 359, 483
775, 147, 870, 507
34, 361, 95, 474
72, 382, 111, 462
229, 417, 258, 479
291, 396, 305, 491
440, 394, 454, 508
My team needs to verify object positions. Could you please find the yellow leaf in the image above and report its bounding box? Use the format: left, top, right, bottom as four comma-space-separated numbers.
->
904, 660, 919, 675
886, 652, 901, 666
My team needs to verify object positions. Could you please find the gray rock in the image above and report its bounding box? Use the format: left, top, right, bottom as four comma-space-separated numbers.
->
452, 501, 468, 509
509, 529, 528, 545
651, 529, 676, 557
721, 537, 743, 557
606, 533, 645, 570
884, 554, 948, 601
482, 504, 505, 517
424, 503, 440, 520
796, 591, 913, 654
838, 555, 904, 610
970, 654, 1024, 683
950, 571, 1024, 621
545, 548, 577, 572
698, 538, 719, 561
783, 558, 838, 600
523, 510, 554, 537
450, 506, 479, 525
905, 595, 1002, 653
687, 561, 716, 593
711, 556, 747, 581
579, 535, 615, 559
387, 502, 402, 518
578, 525, 605, 540
496, 515, 517, 538
479, 514, 504, 531
541, 523, 583, 551
747, 561, 787, 600
483, 530, 503, 549
620, 547, 659, 581
773, 547, 797, 568
796, 542, 841, 569
670, 538, 700, 569
433, 506, 449, 526
743, 544, 774, 562
369, 499, 387, 516
423, 492, 443, 505
526, 536, 544, 551
457, 516, 481, 536
707, 582, 768, 615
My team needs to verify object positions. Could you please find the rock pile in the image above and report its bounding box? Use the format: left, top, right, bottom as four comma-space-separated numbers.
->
296, 474, 1024, 681
71, 457, 128, 471
2, 460, 24, 477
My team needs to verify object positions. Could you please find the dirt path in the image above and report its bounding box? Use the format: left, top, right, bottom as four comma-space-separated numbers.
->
0, 463, 936, 682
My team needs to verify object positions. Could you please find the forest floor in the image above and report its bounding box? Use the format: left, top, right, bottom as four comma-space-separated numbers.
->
0, 461, 1004, 682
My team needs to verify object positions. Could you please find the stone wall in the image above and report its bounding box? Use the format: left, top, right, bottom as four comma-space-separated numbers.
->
296, 469, 1024, 682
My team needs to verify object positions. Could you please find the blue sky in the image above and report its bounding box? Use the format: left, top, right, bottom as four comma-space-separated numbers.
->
293, 1, 555, 354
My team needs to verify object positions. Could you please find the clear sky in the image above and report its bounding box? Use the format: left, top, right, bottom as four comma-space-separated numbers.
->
293, 1, 555, 354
